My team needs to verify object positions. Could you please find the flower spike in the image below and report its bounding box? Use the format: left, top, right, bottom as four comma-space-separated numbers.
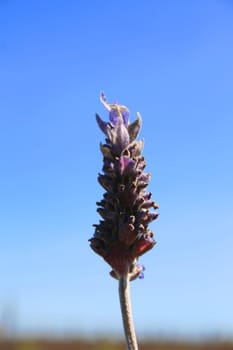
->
89, 93, 159, 279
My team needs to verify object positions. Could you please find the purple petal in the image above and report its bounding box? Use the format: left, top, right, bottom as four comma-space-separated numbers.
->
139, 272, 144, 279
136, 263, 145, 279
111, 124, 130, 154
109, 106, 130, 127
118, 155, 135, 175
109, 108, 119, 126
121, 107, 130, 126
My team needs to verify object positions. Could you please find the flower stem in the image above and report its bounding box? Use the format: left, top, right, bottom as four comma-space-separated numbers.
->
118, 274, 139, 350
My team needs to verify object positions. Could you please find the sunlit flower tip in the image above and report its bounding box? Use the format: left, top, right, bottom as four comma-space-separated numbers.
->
89, 93, 159, 279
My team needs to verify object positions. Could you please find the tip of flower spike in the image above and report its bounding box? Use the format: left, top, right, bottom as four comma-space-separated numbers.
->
99, 92, 130, 127
100, 92, 111, 111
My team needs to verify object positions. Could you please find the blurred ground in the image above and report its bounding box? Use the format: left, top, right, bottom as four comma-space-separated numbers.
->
0, 339, 233, 350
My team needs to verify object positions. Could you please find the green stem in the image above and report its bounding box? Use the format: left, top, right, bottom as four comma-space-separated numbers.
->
118, 274, 139, 350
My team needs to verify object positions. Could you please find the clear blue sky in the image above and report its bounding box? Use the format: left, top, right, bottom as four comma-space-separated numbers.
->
0, 0, 233, 340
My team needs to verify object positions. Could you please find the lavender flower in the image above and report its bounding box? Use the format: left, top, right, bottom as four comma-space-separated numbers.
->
89, 93, 159, 280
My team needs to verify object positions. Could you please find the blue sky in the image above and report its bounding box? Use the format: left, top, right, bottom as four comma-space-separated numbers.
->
0, 0, 233, 340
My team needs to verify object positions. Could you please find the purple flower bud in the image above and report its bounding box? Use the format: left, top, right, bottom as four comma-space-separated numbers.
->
89, 93, 159, 279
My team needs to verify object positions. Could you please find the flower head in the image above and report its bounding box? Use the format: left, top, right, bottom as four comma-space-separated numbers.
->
89, 93, 159, 280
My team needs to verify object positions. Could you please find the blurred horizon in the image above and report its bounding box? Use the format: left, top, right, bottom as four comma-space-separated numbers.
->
1, 0, 233, 341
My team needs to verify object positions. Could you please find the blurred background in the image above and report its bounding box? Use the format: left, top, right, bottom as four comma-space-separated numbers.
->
0, 0, 233, 349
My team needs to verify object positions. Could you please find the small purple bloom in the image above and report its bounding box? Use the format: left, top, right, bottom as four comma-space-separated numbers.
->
89, 93, 159, 279
109, 106, 130, 127
136, 264, 145, 279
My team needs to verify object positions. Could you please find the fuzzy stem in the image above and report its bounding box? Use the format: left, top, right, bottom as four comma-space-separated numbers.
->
119, 274, 139, 350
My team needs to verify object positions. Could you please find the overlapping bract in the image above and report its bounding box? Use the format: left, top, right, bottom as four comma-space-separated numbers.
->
89, 93, 159, 280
